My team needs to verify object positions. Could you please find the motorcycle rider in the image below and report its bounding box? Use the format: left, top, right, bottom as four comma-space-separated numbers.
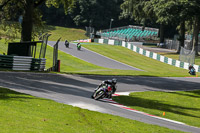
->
77, 43, 81, 50
188, 65, 196, 75
91, 78, 117, 99
65, 40, 69, 48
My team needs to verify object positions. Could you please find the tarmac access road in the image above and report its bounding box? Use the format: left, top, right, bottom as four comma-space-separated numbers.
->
47, 41, 142, 71
0, 71, 200, 133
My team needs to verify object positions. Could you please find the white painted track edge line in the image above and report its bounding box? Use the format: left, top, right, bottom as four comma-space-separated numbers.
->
109, 100, 187, 126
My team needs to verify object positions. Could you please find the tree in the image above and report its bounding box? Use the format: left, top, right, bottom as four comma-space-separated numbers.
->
68, 0, 131, 30
152, 0, 200, 54
120, 0, 150, 26
0, 0, 74, 41
120, 0, 161, 40
187, 0, 200, 55
192, 15, 200, 55
120, 0, 200, 54
150, 0, 179, 45
40, 4, 75, 27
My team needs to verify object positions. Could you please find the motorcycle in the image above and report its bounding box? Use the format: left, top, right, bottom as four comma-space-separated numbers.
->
65, 40, 69, 48
77, 43, 81, 50
189, 68, 196, 75
91, 84, 113, 100
188, 65, 196, 75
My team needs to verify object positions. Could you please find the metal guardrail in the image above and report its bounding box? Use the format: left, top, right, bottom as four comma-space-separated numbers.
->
165, 39, 200, 52
53, 38, 61, 71
165, 39, 180, 51
0, 55, 46, 71
31, 58, 46, 71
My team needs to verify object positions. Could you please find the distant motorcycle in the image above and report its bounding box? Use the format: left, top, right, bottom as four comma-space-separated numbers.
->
189, 65, 196, 75
65, 40, 69, 48
91, 84, 113, 100
189, 68, 196, 75
77, 43, 81, 50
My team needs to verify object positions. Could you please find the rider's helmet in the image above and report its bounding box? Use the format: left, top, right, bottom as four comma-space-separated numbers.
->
189, 65, 193, 70
112, 78, 117, 84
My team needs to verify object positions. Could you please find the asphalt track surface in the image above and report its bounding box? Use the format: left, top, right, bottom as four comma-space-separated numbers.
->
0, 71, 200, 133
48, 41, 142, 71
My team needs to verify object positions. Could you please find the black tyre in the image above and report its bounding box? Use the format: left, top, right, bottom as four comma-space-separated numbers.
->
94, 90, 105, 100
91, 92, 95, 99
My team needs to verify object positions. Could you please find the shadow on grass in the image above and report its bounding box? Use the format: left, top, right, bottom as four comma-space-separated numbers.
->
159, 52, 179, 55
191, 90, 200, 95
113, 95, 200, 118
0, 87, 34, 100
167, 91, 200, 98
43, 25, 56, 33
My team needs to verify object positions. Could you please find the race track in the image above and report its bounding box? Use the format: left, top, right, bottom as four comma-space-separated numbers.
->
0, 40, 199, 132
0, 71, 200, 133
48, 41, 142, 71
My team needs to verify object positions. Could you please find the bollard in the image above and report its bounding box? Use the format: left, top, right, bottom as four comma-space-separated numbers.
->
163, 112, 165, 116
57, 60, 60, 72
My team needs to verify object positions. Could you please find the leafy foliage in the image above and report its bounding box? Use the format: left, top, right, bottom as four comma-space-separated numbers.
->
67, 0, 133, 30
120, 0, 200, 52
0, 0, 75, 41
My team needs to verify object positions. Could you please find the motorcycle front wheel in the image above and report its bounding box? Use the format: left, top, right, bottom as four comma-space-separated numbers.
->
94, 90, 105, 100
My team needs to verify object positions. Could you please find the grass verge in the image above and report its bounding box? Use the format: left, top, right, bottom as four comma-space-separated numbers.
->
113, 90, 200, 128
44, 25, 88, 42
43, 44, 110, 72
0, 87, 184, 133
1, 39, 198, 77
0, 25, 87, 42
83, 44, 197, 77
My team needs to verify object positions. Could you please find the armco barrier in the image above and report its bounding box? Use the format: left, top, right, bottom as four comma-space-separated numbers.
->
0, 55, 46, 71
13, 56, 32, 71
31, 58, 46, 71
94, 39, 200, 72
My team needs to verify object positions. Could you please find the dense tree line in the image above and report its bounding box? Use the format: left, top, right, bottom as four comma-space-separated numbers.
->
0, 0, 74, 41
121, 0, 200, 54
40, 0, 134, 30
1, 0, 200, 54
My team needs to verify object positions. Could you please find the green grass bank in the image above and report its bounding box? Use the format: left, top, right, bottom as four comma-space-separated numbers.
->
82, 44, 197, 77
113, 90, 200, 128
0, 87, 184, 133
